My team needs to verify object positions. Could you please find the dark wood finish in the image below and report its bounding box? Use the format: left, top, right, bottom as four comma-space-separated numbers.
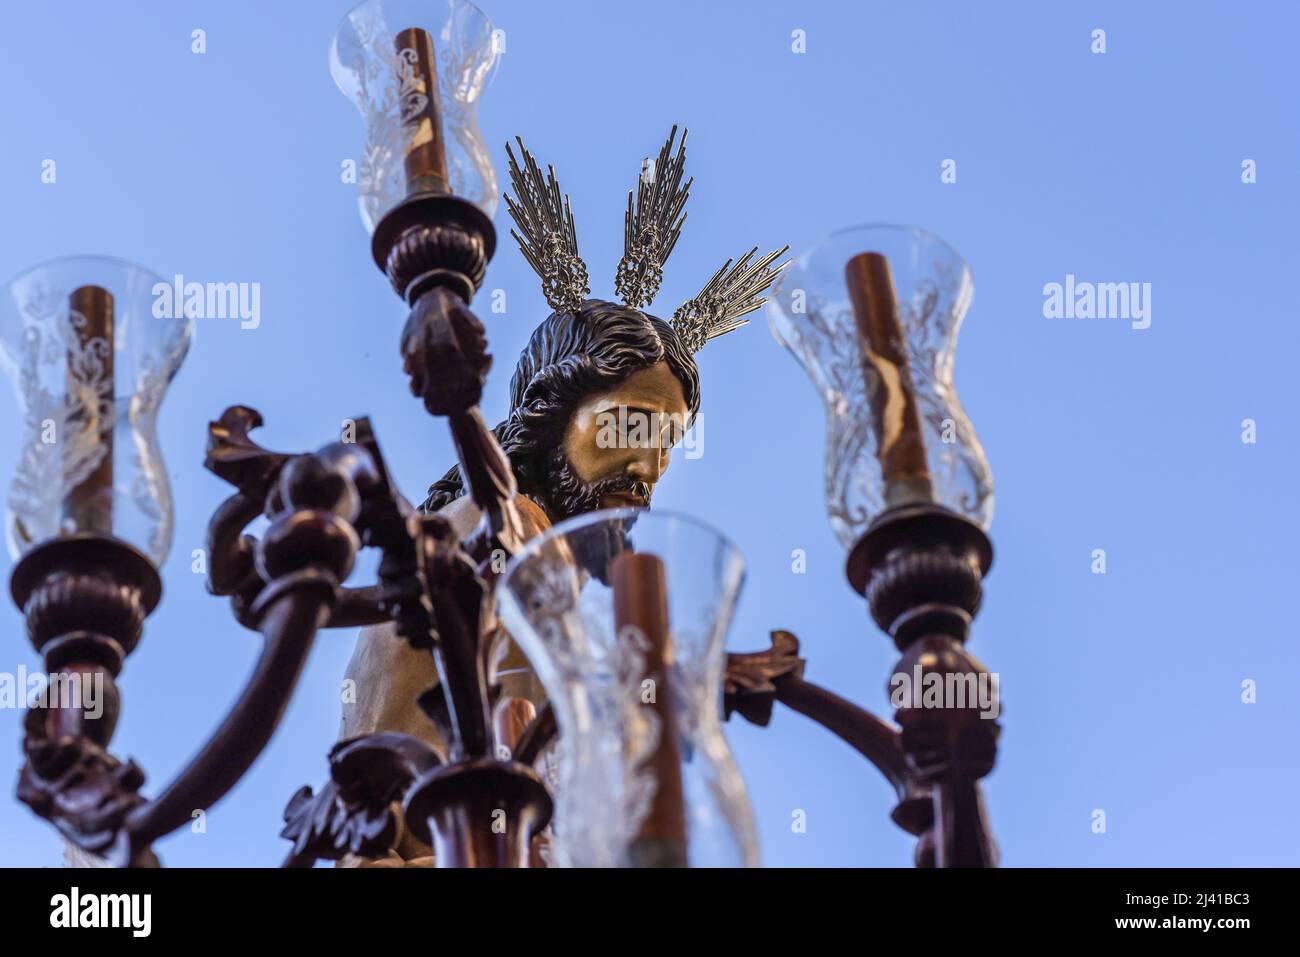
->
403, 758, 552, 868
726, 505, 1000, 871
200, 398, 549, 867
204, 405, 294, 492
203, 406, 294, 625
11, 534, 160, 652
326, 585, 389, 628
368, 176, 556, 866
7, 409, 405, 865
399, 284, 484, 409
414, 512, 492, 760
17, 706, 153, 866
846, 501, 992, 601
853, 503, 1000, 867
120, 434, 379, 862
124, 579, 333, 861
205, 408, 398, 632
373, 193, 494, 303
10, 534, 159, 862
723, 627, 805, 726
372, 187, 526, 558
449, 407, 527, 556
230, 382, 540, 868
724, 630, 932, 838
281, 731, 443, 867
8, 115, 1010, 871
401, 288, 491, 415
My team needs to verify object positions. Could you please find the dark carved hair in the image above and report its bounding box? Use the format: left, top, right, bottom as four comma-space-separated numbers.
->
421, 299, 701, 513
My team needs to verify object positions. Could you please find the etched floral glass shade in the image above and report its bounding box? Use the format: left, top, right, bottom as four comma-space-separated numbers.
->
330, 0, 501, 232
496, 508, 758, 868
0, 256, 194, 565
767, 225, 993, 549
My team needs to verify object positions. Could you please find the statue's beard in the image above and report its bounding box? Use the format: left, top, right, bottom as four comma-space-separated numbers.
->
537, 446, 653, 522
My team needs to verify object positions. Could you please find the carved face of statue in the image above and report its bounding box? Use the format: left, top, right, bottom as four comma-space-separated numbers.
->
538, 361, 690, 520
421, 302, 702, 519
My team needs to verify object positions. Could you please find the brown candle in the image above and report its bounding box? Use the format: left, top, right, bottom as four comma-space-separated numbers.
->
394, 26, 450, 197
64, 285, 114, 536
844, 252, 934, 510
611, 551, 688, 867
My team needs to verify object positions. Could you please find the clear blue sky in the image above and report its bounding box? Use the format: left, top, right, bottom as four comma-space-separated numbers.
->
1, 0, 1296, 867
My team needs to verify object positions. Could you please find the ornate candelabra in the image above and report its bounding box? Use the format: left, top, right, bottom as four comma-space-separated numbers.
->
3, 0, 999, 868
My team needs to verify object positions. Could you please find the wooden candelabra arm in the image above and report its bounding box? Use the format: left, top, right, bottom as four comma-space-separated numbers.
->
205, 490, 262, 601
265, 423, 541, 864
374, 190, 525, 561
931, 778, 997, 868
10, 425, 369, 866
280, 731, 444, 867
722, 628, 806, 726
892, 633, 1000, 867
400, 287, 525, 557
18, 178, 541, 867
771, 677, 934, 833
202, 401, 520, 867
205, 405, 295, 494
374, 188, 526, 760
326, 585, 389, 628
450, 408, 526, 558
853, 503, 1002, 868
203, 405, 293, 627
724, 631, 932, 838
11, 535, 160, 864
205, 407, 417, 634
400, 286, 490, 415
49, 421, 379, 863
122, 576, 335, 863
18, 707, 156, 865
116, 441, 376, 863
412, 513, 493, 760
313, 195, 550, 868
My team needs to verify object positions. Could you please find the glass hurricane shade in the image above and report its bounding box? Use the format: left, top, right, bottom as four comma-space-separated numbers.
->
496, 508, 759, 867
767, 224, 993, 550
0, 256, 194, 565
330, 0, 501, 233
